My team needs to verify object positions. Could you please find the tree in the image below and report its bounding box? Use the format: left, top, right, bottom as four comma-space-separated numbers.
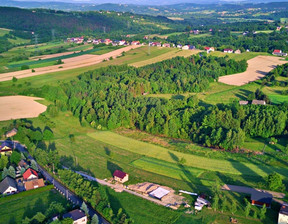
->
179, 157, 186, 165
2, 167, 8, 179
0, 155, 9, 170
253, 210, 258, 219
12, 76, 18, 82
61, 218, 73, 224
266, 172, 285, 191
8, 166, 16, 178
91, 214, 99, 224
81, 202, 89, 216
221, 195, 228, 213
230, 200, 237, 215
31, 160, 39, 171
244, 200, 251, 217
10, 151, 21, 165
212, 194, 219, 211
32, 212, 46, 223
43, 128, 54, 140
259, 204, 267, 220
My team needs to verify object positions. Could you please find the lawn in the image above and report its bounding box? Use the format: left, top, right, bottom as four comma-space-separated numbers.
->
88, 131, 288, 178
209, 51, 270, 61
0, 185, 70, 224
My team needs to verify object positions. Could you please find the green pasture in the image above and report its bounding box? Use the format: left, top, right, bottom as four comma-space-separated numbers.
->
0, 28, 10, 36
0, 185, 70, 224
209, 51, 270, 61
88, 131, 288, 178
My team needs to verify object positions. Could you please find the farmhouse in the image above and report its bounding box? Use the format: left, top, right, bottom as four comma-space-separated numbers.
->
5, 128, 17, 138
162, 43, 171, 48
252, 100, 266, 105
204, 47, 215, 53
224, 49, 233, 53
251, 191, 272, 208
278, 203, 288, 224
24, 178, 45, 191
113, 170, 129, 183
182, 45, 189, 50
0, 141, 13, 155
63, 209, 87, 224
0, 176, 17, 195
131, 41, 140, 45
272, 49, 287, 57
23, 168, 38, 181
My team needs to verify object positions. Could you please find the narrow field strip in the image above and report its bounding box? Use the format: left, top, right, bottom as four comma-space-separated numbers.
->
88, 131, 288, 178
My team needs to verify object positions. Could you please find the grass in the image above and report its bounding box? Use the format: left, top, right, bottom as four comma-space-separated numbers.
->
0, 185, 70, 224
209, 51, 270, 61
88, 131, 288, 178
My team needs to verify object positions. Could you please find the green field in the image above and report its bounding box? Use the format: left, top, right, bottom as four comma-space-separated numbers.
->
0, 185, 70, 224
210, 51, 270, 61
88, 131, 288, 178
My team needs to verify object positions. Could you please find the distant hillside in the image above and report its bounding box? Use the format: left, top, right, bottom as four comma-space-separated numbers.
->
0, 7, 179, 42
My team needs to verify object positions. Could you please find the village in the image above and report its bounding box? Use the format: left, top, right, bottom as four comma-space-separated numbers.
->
1, 126, 288, 224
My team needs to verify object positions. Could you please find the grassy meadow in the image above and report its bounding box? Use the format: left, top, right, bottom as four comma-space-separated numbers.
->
0, 185, 70, 224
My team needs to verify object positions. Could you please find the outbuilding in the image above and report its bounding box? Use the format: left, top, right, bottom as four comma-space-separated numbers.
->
149, 187, 170, 200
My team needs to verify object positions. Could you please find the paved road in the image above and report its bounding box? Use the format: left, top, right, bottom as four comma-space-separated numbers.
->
12, 141, 110, 224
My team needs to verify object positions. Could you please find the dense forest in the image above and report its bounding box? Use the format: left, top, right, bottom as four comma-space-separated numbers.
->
0, 7, 180, 42
23, 55, 287, 150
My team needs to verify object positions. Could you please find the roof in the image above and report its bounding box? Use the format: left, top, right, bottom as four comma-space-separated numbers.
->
63, 209, 86, 221
252, 100, 266, 105
224, 49, 233, 51
239, 101, 249, 105
113, 170, 127, 179
273, 49, 281, 53
251, 191, 272, 204
149, 187, 170, 199
25, 179, 44, 191
204, 47, 211, 50
0, 141, 13, 150
0, 176, 17, 194
18, 160, 29, 168
280, 204, 288, 216
23, 168, 38, 180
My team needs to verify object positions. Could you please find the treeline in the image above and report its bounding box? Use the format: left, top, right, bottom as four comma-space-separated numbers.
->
35, 56, 286, 150
167, 30, 288, 53
262, 63, 288, 88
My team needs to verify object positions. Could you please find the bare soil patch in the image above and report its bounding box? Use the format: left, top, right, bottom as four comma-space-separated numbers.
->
0, 95, 47, 121
0, 45, 141, 82
219, 56, 288, 86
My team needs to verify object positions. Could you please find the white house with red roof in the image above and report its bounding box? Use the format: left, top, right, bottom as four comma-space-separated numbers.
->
23, 168, 38, 181
131, 41, 140, 45
113, 170, 129, 183
204, 47, 215, 53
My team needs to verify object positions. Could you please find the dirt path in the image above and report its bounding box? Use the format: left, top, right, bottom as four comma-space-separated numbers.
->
219, 56, 288, 86
0, 45, 141, 82
0, 95, 47, 121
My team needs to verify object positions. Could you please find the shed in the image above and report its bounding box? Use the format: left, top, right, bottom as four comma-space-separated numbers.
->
149, 187, 170, 200
252, 100, 266, 105
251, 191, 272, 208
239, 101, 249, 105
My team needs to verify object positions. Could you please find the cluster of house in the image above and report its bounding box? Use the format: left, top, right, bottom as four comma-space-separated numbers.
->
223, 48, 242, 54
0, 162, 45, 195
239, 100, 266, 105
67, 37, 84, 44
273, 49, 287, 57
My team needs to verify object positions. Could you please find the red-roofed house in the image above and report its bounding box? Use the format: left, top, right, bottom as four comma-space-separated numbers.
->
204, 47, 215, 53
131, 41, 140, 45
23, 168, 38, 181
113, 170, 129, 183
273, 50, 282, 54
224, 49, 233, 53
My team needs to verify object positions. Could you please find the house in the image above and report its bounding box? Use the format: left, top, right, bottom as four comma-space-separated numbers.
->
224, 49, 233, 53
251, 191, 272, 208
104, 39, 112, 45
113, 170, 129, 183
151, 42, 161, 47
149, 187, 170, 200
272, 49, 287, 57
189, 45, 196, 50
131, 41, 140, 45
119, 40, 126, 46
278, 203, 288, 224
63, 209, 87, 224
177, 44, 182, 49
5, 128, 17, 138
143, 36, 149, 40
0, 142, 13, 156
239, 101, 249, 105
276, 26, 282, 31
182, 45, 189, 50
24, 178, 45, 191
235, 49, 241, 54
204, 47, 214, 53
252, 100, 266, 105
0, 176, 17, 195
162, 43, 170, 48
23, 168, 38, 181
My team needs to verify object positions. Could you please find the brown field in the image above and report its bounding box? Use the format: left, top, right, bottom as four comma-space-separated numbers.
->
219, 56, 287, 86
0, 45, 141, 82
0, 96, 46, 121
30, 51, 80, 60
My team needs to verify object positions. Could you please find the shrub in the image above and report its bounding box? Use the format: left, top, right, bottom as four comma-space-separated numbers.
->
21, 65, 29, 70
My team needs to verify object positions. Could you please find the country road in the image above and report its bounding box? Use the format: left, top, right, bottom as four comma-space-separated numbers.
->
10, 141, 110, 224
